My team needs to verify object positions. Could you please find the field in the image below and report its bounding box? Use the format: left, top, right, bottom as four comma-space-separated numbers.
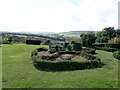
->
2, 44, 118, 88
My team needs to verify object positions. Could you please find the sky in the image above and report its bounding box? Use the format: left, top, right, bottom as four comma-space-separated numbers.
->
0, 0, 119, 33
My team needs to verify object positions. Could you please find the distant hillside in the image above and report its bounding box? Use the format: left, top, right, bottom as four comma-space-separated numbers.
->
1, 32, 66, 42
59, 31, 98, 35
1, 31, 56, 35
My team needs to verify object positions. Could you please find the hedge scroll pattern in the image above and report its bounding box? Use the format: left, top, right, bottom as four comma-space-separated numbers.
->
31, 47, 102, 71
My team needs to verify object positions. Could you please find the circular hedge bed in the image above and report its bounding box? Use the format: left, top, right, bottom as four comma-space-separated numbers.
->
31, 47, 102, 71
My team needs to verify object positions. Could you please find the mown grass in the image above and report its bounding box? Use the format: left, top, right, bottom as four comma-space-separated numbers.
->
2, 44, 118, 88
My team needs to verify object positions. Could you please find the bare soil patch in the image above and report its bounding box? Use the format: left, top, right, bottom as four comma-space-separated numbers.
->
72, 55, 88, 61
55, 54, 88, 61
38, 51, 50, 56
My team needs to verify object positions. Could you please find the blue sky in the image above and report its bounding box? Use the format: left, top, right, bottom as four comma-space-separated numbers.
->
0, 0, 119, 33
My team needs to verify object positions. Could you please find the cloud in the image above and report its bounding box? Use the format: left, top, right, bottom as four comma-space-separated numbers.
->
0, 0, 119, 32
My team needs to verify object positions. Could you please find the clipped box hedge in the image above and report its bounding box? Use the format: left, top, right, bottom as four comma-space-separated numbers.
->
113, 51, 120, 60
92, 43, 105, 47
92, 43, 120, 50
82, 48, 96, 54
91, 47, 117, 52
105, 43, 120, 49
31, 47, 102, 71
34, 59, 100, 71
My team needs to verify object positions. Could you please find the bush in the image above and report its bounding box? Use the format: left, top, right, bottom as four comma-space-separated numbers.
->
80, 48, 101, 61
37, 47, 48, 52
33, 59, 101, 71
44, 40, 51, 45
92, 47, 117, 52
72, 42, 82, 51
48, 53, 60, 60
105, 43, 120, 49
83, 48, 96, 54
81, 51, 96, 60
113, 51, 120, 60
92, 43, 105, 47
31, 49, 38, 56
49, 50, 57, 53
67, 45, 72, 51
26, 40, 41, 45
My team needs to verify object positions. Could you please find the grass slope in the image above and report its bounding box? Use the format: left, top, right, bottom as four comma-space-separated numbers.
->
2, 44, 118, 88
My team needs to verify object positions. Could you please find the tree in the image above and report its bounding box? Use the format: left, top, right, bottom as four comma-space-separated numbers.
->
96, 27, 116, 43
72, 42, 82, 51
116, 29, 120, 37
67, 44, 72, 51
96, 31, 109, 43
64, 42, 69, 48
80, 32, 96, 46
8, 37, 13, 44
55, 45, 59, 51
103, 27, 115, 39
44, 40, 51, 45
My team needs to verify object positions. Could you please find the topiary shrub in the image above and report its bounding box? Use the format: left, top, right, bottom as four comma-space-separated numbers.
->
113, 51, 120, 60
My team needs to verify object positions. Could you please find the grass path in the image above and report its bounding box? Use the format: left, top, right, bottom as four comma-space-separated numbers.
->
2, 44, 118, 88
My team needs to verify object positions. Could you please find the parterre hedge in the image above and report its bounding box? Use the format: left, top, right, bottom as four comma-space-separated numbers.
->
113, 51, 120, 60
26, 40, 41, 45
91, 47, 117, 52
92, 43, 105, 47
31, 47, 102, 71
31, 49, 38, 56
37, 47, 48, 51
34, 60, 100, 71
91, 43, 120, 50
80, 48, 101, 62
105, 43, 120, 49
82, 48, 96, 54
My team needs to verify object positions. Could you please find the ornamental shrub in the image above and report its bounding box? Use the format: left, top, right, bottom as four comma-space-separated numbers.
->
34, 59, 101, 71
31, 49, 38, 56
113, 51, 120, 60
105, 43, 120, 49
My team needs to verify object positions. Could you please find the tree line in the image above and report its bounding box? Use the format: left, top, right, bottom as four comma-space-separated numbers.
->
80, 27, 120, 46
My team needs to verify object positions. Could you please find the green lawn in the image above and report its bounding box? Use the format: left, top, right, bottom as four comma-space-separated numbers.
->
2, 44, 118, 88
